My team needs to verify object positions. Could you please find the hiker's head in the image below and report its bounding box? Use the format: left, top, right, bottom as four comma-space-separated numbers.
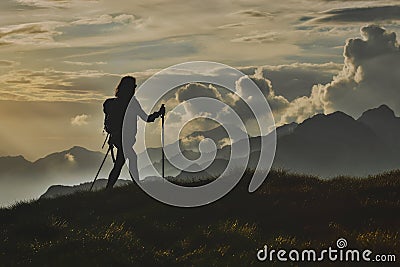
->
115, 76, 137, 99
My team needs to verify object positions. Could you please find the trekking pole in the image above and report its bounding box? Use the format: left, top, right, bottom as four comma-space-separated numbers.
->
89, 145, 111, 191
161, 104, 165, 179
102, 133, 109, 149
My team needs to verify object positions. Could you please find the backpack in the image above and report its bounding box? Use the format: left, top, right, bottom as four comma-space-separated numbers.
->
103, 98, 119, 134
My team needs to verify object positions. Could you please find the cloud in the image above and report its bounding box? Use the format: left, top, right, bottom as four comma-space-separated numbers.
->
277, 87, 325, 124
177, 83, 223, 103
218, 137, 231, 148
166, 110, 183, 124
315, 25, 400, 116
231, 32, 280, 43
236, 73, 279, 111
0, 22, 64, 46
71, 114, 90, 126
14, 0, 73, 8
173, 82, 239, 118
63, 61, 107, 66
138, 24, 399, 130
203, 66, 325, 126
264, 25, 400, 124
172, 83, 228, 121
313, 5, 400, 23
156, 72, 278, 137
217, 22, 249, 30
64, 153, 75, 162
0, 23, 47, 38
180, 135, 205, 150
0, 60, 18, 67
214, 25, 400, 125
147, 62, 336, 131
0, 0, 311, 73
344, 25, 398, 65
0, 68, 117, 101
233, 9, 272, 18
255, 62, 342, 101
71, 14, 137, 26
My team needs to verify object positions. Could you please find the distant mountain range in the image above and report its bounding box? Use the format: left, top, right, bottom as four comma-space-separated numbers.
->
0, 146, 130, 206
140, 104, 400, 178
1, 104, 400, 205
274, 105, 400, 176
0, 146, 116, 182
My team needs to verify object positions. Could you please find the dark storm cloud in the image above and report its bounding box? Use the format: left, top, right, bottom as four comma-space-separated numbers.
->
315, 5, 400, 23
344, 25, 398, 65
299, 16, 315, 22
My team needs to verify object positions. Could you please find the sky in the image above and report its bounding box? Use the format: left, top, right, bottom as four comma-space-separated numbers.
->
0, 0, 399, 161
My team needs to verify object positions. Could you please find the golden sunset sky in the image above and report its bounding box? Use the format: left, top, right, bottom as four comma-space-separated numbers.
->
0, 0, 399, 160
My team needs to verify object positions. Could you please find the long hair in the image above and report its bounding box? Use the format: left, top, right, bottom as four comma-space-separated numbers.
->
115, 76, 136, 99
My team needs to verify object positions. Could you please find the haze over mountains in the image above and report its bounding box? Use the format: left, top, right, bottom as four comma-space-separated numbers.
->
1, 104, 399, 205
0, 147, 130, 206
274, 105, 400, 176
142, 104, 400, 178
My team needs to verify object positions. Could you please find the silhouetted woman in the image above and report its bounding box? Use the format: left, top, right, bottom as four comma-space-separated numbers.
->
104, 76, 163, 190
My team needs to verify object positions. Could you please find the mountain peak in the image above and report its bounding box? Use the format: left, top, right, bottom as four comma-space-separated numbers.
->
327, 110, 354, 120
359, 104, 396, 121
0, 155, 30, 163
68, 146, 93, 154
376, 104, 394, 113
357, 104, 400, 147
304, 111, 354, 125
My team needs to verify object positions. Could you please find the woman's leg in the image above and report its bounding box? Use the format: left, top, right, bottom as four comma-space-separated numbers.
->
128, 151, 139, 182
106, 147, 125, 189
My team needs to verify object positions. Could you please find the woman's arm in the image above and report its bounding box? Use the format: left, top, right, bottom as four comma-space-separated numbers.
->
134, 97, 160, 122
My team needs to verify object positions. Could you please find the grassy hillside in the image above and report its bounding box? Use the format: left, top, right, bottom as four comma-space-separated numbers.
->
1, 170, 399, 266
